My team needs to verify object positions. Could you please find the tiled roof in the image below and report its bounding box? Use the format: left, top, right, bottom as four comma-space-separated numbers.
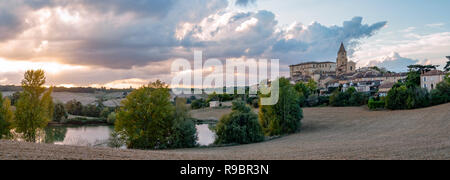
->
379, 82, 395, 89
422, 70, 445, 76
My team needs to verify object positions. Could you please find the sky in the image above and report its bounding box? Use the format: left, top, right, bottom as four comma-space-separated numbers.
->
0, 0, 449, 88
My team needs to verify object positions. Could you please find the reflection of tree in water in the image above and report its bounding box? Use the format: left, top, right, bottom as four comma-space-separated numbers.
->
44, 127, 68, 144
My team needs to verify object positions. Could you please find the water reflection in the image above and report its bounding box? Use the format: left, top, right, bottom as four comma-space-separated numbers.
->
196, 124, 216, 146
43, 124, 216, 148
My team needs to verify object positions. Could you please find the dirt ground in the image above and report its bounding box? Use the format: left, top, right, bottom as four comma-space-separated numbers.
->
1, 103, 449, 160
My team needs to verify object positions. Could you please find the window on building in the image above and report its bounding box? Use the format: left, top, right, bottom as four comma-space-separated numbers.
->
424, 77, 427, 82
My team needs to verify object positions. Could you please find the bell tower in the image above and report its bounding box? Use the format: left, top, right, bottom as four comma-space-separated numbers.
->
336, 42, 348, 76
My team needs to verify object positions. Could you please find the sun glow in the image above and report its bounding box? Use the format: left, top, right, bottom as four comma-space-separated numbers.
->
0, 58, 86, 74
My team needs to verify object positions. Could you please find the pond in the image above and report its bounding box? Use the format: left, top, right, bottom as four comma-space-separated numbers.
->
43, 124, 216, 148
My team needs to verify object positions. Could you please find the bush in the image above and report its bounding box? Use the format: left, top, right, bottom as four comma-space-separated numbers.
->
368, 98, 385, 110
385, 83, 430, 110
330, 87, 368, 107
191, 99, 208, 109
259, 78, 303, 136
318, 96, 330, 106
431, 77, 450, 105
215, 101, 264, 145
107, 112, 116, 125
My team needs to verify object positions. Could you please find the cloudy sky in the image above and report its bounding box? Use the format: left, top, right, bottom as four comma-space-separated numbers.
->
0, 0, 449, 88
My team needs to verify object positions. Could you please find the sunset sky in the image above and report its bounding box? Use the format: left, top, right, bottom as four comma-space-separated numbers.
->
0, 0, 449, 88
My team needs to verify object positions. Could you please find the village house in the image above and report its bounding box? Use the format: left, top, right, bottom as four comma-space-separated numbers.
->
421, 70, 446, 91
378, 82, 396, 97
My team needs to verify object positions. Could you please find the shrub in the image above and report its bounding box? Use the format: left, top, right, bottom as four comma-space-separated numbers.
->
385, 83, 431, 110
259, 78, 303, 136
107, 112, 116, 125
191, 99, 208, 109
215, 100, 264, 145
330, 87, 368, 107
431, 77, 450, 105
368, 98, 385, 110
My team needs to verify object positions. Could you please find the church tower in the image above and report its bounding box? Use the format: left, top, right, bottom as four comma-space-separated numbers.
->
336, 42, 348, 76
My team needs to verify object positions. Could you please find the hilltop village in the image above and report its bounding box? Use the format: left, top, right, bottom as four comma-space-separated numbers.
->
288, 43, 447, 96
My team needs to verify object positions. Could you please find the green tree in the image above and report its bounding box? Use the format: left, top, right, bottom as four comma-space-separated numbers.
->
65, 99, 83, 115
115, 80, 196, 149
169, 98, 197, 148
0, 93, 14, 139
215, 100, 264, 145
53, 102, 68, 123
329, 87, 367, 107
406, 65, 438, 87
294, 82, 310, 107
306, 79, 318, 95
431, 75, 450, 105
259, 78, 303, 136
14, 70, 54, 142
107, 112, 116, 125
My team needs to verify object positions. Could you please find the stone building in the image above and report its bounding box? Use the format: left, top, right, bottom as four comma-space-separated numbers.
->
421, 70, 446, 91
289, 43, 356, 82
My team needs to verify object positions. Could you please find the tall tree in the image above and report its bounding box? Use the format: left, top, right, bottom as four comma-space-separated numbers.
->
0, 93, 14, 139
259, 78, 303, 136
14, 70, 54, 142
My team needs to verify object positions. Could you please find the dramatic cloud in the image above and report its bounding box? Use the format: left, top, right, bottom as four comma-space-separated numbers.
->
367, 52, 420, 73
235, 0, 257, 7
0, 0, 389, 87
354, 32, 450, 69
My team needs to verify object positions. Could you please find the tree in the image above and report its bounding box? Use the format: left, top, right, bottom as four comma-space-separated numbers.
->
385, 82, 430, 110
329, 87, 367, 107
169, 98, 197, 148
14, 70, 54, 142
65, 99, 83, 115
215, 100, 264, 145
259, 78, 303, 136
431, 75, 450, 105
294, 82, 310, 107
107, 112, 116, 125
191, 98, 208, 109
53, 102, 68, 123
444, 57, 450, 72
306, 79, 318, 95
115, 80, 196, 149
0, 93, 14, 139
406, 65, 438, 87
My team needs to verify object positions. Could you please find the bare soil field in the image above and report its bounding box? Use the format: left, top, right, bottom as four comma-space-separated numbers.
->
1, 103, 449, 160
